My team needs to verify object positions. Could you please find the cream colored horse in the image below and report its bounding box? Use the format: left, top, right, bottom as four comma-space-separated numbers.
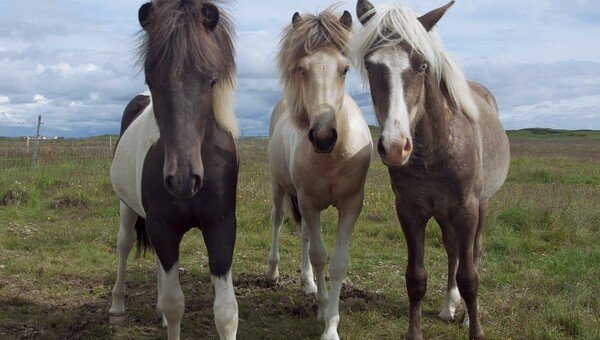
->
265, 7, 372, 340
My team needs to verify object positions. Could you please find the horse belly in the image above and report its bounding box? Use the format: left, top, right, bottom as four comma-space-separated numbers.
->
110, 105, 160, 218
479, 113, 510, 200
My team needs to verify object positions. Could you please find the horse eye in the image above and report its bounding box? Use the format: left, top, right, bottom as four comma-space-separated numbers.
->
341, 66, 349, 76
419, 63, 428, 73
297, 67, 305, 77
209, 78, 218, 89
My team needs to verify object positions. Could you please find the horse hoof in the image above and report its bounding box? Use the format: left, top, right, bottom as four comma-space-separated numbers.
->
265, 268, 279, 282
438, 308, 455, 321
109, 313, 127, 325
303, 283, 318, 295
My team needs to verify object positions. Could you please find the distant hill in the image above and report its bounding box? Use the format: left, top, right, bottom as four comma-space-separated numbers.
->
506, 128, 600, 140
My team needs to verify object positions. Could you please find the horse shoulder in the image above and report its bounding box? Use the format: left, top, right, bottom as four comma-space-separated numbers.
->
343, 93, 373, 148
111, 103, 160, 218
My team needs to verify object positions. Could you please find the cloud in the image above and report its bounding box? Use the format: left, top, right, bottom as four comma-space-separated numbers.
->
0, 0, 599, 137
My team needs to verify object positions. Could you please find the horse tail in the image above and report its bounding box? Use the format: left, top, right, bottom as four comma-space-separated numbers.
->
287, 194, 302, 228
134, 217, 154, 258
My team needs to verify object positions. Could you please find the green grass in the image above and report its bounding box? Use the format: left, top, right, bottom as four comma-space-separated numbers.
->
1, 136, 600, 339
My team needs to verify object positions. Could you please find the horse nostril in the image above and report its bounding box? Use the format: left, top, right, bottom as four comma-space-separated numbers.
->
377, 138, 386, 158
308, 129, 315, 144
164, 175, 176, 193
191, 175, 202, 193
330, 128, 338, 143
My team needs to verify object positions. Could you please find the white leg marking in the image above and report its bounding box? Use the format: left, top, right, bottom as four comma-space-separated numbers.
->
158, 262, 184, 340
156, 258, 168, 327
439, 286, 461, 321
109, 202, 137, 321
212, 269, 239, 340
461, 300, 471, 328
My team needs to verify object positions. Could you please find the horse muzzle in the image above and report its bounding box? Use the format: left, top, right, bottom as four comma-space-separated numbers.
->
308, 125, 338, 153
164, 173, 202, 199
377, 135, 412, 166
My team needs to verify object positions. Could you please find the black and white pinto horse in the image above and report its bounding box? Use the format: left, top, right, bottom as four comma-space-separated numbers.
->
109, 1, 239, 339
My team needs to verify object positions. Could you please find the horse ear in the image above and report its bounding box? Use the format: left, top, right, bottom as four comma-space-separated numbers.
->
202, 2, 220, 31
292, 12, 301, 28
138, 2, 153, 30
418, 1, 455, 32
356, 0, 375, 26
340, 10, 353, 30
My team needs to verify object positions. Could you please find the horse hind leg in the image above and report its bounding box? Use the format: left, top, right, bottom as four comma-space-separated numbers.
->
265, 183, 286, 281
109, 201, 138, 323
453, 202, 485, 340
436, 217, 461, 321
462, 200, 490, 328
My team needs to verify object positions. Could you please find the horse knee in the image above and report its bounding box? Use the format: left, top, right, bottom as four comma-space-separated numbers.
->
456, 270, 479, 301
405, 267, 427, 302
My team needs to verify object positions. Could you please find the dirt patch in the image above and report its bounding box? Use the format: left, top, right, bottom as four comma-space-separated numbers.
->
1, 189, 27, 206
50, 197, 90, 210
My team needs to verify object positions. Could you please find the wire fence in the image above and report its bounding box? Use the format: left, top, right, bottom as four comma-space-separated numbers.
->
0, 118, 269, 170
0, 136, 271, 170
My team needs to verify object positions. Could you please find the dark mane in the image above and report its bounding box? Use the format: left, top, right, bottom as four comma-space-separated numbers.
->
137, 0, 236, 88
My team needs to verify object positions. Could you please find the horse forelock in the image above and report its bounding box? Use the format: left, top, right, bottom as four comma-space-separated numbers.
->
277, 5, 353, 127
137, 0, 238, 135
351, 3, 478, 121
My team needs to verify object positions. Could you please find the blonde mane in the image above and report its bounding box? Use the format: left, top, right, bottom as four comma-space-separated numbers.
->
276, 5, 353, 126
351, 2, 478, 121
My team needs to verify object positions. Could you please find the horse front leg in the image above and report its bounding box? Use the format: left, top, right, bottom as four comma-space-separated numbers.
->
156, 261, 184, 340
452, 201, 484, 340
146, 217, 185, 340
397, 210, 428, 340
109, 201, 138, 322
435, 217, 461, 322
300, 221, 318, 295
265, 182, 285, 282
321, 194, 364, 340
203, 213, 238, 340
299, 202, 328, 319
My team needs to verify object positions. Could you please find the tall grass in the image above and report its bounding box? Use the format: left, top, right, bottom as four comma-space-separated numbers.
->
0, 137, 599, 339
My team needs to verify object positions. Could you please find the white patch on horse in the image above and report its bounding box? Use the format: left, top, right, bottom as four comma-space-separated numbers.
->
211, 270, 238, 340
110, 95, 160, 218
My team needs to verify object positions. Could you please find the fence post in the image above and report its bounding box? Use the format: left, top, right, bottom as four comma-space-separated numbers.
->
32, 115, 41, 170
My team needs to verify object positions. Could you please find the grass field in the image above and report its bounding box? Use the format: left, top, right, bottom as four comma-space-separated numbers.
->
0, 131, 599, 339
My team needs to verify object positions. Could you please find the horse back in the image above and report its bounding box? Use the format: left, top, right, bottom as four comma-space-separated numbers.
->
269, 98, 287, 136
120, 93, 151, 136
469, 81, 510, 200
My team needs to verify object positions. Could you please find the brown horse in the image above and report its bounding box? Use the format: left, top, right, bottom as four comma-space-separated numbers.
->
352, 1, 510, 339
109, 1, 238, 339
265, 6, 372, 340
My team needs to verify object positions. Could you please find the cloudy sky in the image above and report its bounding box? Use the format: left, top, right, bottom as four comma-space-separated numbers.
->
0, 0, 599, 137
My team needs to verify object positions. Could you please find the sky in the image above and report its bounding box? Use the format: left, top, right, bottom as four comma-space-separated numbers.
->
0, 0, 599, 138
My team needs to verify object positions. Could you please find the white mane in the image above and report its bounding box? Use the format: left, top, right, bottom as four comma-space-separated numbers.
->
350, 2, 479, 121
